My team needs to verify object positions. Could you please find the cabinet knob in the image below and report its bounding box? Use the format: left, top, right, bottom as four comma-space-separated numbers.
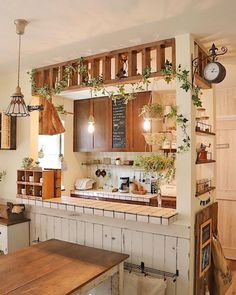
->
0, 232, 1, 235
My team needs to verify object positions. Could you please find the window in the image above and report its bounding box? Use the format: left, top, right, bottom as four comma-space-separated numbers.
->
38, 133, 64, 169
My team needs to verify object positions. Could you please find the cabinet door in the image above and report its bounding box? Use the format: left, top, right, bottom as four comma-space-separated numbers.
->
0, 225, 8, 254
93, 97, 110, 151
131, 91, 151, 152
73, 99, 93, 151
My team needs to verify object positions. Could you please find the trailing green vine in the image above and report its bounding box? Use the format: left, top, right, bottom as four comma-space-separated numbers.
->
133, 154, 175, 183
161, 60, 202, 107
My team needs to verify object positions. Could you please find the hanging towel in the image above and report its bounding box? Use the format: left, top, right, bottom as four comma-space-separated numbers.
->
208, 235, 232, 295
124, 272, 167, 295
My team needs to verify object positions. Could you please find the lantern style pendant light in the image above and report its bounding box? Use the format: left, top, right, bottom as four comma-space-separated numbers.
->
6, 19, 29, 117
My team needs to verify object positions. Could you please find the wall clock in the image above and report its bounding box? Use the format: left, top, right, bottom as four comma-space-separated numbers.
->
203, 61, 226, 84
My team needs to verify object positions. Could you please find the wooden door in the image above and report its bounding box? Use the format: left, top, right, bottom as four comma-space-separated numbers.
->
216, 119, 236, 259
131, 91, 151, 152
93, 96, 110, 151
73, 99, 93, 152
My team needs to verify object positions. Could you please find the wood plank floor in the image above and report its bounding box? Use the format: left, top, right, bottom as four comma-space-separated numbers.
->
227, 260, 236, 294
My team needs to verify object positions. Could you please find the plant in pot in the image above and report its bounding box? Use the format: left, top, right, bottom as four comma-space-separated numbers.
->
22, 157, 34, 169
0, 171, 6, 182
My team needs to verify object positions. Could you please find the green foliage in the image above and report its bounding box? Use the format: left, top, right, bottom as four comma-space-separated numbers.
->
139, 103, 164, 118
134, 154, 175, 182
161, 60, 202, 107
22, 157, 34, 169
0, 170, 6, 181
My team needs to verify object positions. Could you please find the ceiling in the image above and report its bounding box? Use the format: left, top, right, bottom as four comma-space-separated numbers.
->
0, 0, 236, 74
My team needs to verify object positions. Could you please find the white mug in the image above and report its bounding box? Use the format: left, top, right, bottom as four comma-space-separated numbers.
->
21, 188, 26, 195
29, 176, 34, 182
39, 178, 43, 183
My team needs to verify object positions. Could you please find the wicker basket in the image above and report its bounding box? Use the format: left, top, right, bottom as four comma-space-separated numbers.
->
143, 132, 175, 147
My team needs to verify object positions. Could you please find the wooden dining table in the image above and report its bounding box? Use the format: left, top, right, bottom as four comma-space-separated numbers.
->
0, 239, 129, 295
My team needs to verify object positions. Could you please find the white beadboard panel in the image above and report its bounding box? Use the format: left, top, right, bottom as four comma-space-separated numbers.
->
54, 217, 62, 240
93, 224, 103, 249
122, 229, 132, 262
111, 227, 122, 252
131, 231, 143, 264
176, 238, 190, 295
153, 234, 165, 271
28, 212, 36, 245
47, 215, 55, 240
85, 222, 94, 247
103, 226, 112, 251
165, 236, 177, 273
77, 221, 85, 245
35, 213, 41, 242
40, 215, 47, 242
69, 219, 77, 243
61, 219, 69, 242
142, 232, 153, 268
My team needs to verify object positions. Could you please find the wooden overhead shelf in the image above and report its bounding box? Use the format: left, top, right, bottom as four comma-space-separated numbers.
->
195, 186, 216, 197
196, 160, 216, 165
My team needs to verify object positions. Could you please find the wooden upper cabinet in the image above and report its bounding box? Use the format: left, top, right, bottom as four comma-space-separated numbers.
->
73, 91, 151, 152
73, 99, 93, 152
131, 91, 151, 152
93, 97, 110, 151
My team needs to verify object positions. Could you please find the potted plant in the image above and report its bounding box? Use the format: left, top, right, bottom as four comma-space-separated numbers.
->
139, 103, 164, 119
22, 157, 34, 169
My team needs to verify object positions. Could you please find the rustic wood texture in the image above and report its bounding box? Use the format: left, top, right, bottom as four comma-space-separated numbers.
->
0, 112, 16, 150
16, 170, 55, 200
0, 239, 128, 295
73, 99, 93, 152
32, 39, 176, 94
195, 202, 218, 295
73, 91, 151, 152
39, 98, 65, 135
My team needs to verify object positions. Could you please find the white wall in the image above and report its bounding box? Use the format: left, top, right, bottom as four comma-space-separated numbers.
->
0, 72, 31, 200
0, 72, 87, 200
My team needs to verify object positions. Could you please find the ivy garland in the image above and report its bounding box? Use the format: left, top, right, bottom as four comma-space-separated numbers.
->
160, 60, 202, 107
28, 57, 202, 153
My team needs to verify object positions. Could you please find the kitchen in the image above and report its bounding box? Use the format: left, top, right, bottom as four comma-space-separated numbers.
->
0, 1, 235, 295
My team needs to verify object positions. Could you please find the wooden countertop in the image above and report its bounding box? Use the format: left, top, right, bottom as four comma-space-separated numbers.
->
0, 239, 129, 295
0, 217, 30, 226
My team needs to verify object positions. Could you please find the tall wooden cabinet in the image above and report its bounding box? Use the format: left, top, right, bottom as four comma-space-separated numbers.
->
73, 91, 151, 152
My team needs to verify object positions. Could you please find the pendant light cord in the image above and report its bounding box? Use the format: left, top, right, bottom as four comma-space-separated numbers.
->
17, 34, 21, 87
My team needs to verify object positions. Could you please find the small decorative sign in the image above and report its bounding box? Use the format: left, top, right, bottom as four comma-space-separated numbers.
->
112, 99, 126, 149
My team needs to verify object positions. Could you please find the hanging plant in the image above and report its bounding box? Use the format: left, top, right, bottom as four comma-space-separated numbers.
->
133, 154, 175, 183
160, 60, 202, 107
0, 170, 6, 182
139, 103, 164, 119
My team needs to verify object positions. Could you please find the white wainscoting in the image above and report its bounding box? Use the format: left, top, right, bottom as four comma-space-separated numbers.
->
28, 207, 190, 295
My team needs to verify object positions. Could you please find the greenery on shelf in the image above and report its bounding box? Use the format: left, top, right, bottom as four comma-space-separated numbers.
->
0, 170, 6, 182
161, 60, 202, 107
133, 154, 175, 183
22, 157, 34, 169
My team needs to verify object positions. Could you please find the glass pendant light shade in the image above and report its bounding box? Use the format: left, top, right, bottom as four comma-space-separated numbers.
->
5, 86, 29, 117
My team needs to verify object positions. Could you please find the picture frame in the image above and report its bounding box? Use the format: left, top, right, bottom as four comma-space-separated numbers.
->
199, 218, 212, 277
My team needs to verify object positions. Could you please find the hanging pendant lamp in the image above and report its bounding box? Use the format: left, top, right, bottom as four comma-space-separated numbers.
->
6, 19, 29, 117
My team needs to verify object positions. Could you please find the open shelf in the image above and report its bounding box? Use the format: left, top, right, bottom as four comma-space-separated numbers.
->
196, 160, 216, 165
195, 187, 215, 197
195, 130, 216, 136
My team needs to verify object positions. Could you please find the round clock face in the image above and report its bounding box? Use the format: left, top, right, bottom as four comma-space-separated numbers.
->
203, 62, 226, 83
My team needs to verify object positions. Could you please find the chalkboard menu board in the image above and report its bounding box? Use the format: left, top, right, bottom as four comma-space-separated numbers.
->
112, 99, 126, 148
